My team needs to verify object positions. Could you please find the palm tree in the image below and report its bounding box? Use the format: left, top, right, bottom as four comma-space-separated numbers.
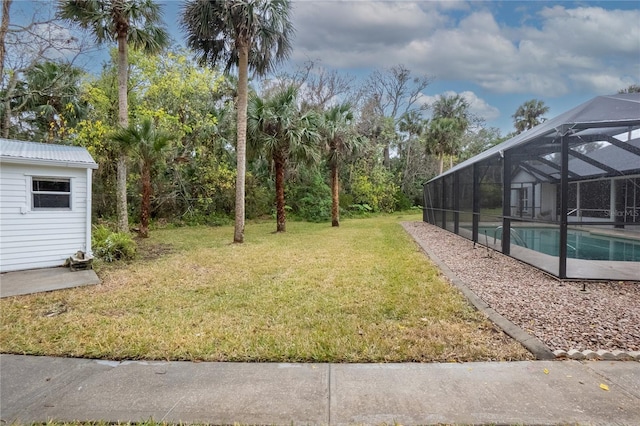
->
398, 110, 427, 193
111, 118, 172, 238
321, 103, 358, 227
247, 86, 320, 233
58, 0, 169, 233
512, 99, 549, 134
22, 61, 87, 141
181, 0, 294, 243
427, 94, 471, 174
425, 117, 463, 175
432, 94, 469, 123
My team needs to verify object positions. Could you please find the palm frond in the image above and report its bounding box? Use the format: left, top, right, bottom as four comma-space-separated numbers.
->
181, 0, 293, 76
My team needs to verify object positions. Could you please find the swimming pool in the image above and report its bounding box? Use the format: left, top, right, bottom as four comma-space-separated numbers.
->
476, 226, 640, 262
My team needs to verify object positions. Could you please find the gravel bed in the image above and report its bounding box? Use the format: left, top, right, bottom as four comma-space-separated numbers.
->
403, 221, 640, 352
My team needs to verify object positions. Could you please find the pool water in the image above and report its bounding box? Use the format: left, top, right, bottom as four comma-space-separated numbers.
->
477, 226, 640, 262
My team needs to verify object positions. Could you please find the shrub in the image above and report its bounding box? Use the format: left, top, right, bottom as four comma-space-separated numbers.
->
286, 167, 332, 222
348, 161, 398, 213
92, 225, 137, 262
349, 203, 373, 214
395, 189, 413, 211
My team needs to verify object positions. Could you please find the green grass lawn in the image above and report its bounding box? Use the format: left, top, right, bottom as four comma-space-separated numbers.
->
0, 213, 531, 362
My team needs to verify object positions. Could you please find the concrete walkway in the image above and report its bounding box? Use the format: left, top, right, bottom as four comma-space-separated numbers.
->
1, 354, 639, 425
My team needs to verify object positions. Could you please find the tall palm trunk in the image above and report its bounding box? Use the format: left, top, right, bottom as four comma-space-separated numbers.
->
402, 142, 412, 193
234, 42, 249, 243
331, 159, 340, 227
274, 152, 286, 233
0, 0, 12, 81
1, 0, 14, 139
140, 163, 151, 238
383, 144, 390, 169
1, 70, 16, 138
116, 26, 129, 233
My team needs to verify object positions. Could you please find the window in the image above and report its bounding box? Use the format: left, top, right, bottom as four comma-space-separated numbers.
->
580, 179, 610, 219
32, 177, 71, 209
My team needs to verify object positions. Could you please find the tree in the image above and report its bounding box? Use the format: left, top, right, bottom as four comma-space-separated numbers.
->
21, 60, 87, 141
459, 126, 504, 162
426, 94, 471, 174
0, 0, 12, 80
512, 99, 549, 134
111, 118, 172, 238
618, 84, 640, 94
321, 102, 358, 227
181, 0, 294, 243
247, 86, 320, 233
1, 0, 90, 139
69, 47, 238, 222
432, 94, 470, 125
266, 59, 357, 112
362, 64, 431, 168
397, 109, 427, 194
58, 0, 169, 233
126, 48, 234, 220
425, 117, 463, 175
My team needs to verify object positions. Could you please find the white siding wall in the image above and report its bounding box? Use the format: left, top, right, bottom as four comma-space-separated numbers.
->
0, 163, 89, 272
540, 183, 557, 220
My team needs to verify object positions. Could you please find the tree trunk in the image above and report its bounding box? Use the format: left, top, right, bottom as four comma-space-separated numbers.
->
139, 163, 151, 238
274, 153, 286, 233
331, 160, 339, 227
402, 142, 412, 193
116, 154, 128, 231
383, 144, 390, 169
116, 31, 129, 233
2, 92, 10, 138
438, 155, 444, 175
1, 69, 17, 138
0, 0, 12, 81
234, 42, 249, 243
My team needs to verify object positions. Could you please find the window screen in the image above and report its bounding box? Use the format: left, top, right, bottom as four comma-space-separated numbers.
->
32, 178, 71, 209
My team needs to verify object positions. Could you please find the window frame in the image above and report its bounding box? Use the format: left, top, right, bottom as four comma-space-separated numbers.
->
30, 176, 73, 211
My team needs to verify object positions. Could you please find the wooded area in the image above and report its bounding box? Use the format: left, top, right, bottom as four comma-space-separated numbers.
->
1, 0, 565, 238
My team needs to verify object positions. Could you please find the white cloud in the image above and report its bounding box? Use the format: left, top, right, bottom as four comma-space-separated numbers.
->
534, 6, 640, 56
569, 73, 637, 94
290, 2, 639, 98
480, 73, 569, 96
458, 91, 500, 121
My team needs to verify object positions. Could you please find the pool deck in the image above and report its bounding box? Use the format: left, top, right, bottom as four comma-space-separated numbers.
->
513, 245, 639, 281
456, 225, 639, 281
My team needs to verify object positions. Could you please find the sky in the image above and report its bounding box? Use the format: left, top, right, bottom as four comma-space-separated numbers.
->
283, 0, 640, 134
11, 0, 640, 135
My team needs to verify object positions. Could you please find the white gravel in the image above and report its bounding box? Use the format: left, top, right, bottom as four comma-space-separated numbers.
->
403, 221, 640, 352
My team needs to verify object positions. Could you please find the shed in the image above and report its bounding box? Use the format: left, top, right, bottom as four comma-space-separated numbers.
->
0, 138, 98, 272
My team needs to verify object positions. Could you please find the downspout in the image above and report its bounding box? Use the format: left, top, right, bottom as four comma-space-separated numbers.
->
86, 167, 93, 255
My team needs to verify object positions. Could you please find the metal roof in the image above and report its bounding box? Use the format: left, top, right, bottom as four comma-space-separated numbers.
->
0, 139, 98, 169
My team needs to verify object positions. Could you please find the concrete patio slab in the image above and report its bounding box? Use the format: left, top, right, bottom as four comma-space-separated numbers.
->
0, 267, 100, 298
